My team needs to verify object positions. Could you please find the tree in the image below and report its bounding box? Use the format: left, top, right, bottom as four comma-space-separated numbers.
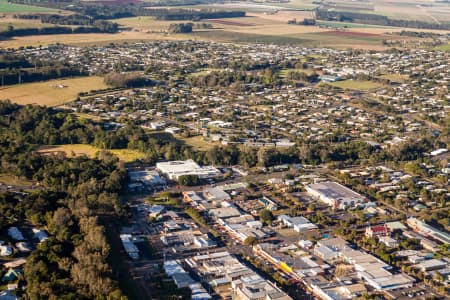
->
177, 175, 199, 186
307, 203, 316, 212
244, 236, 258, 246
259, 209, 274, 226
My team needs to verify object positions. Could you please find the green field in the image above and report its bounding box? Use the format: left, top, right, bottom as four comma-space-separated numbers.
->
317, 20, 389, 29
0, 0, 56, 12
435, 43, 450, 52
325, 80, 384, 91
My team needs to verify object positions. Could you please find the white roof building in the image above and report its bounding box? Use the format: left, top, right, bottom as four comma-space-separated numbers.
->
156, 159, 221, 180
306, 182, 366, 209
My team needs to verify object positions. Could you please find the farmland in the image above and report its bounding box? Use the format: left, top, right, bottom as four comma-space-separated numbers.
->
0, 76, 110, 106
36, 144, 147, 162
0, 0, 57, 12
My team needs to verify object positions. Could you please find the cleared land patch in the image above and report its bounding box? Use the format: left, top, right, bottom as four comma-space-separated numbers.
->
0, 76, 110, 106
0, 0, 57, 12
36, 144, 146, 162
178, 135, 216, 151
325, 79, 384, 91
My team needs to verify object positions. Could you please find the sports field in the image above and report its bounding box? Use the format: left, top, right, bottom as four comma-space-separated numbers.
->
325, 80, 384, 91
0, 76, 110, 106
36, 144, 146, 162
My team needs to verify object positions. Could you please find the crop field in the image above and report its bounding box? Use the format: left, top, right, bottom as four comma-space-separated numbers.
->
0, 76, 110, 106
0, 0, 57, 12
325, 80, 384, 91
0, 5, 447, 50
36, 144, 146, 162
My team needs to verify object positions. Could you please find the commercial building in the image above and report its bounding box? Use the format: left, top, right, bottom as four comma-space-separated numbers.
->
314, 237, 415, 291
406, 217, 450, 244
365, 225, 390, 239
233, 275, 292, 300
305, 182, 365, 209
183, 187, 231, 205
156, 159, 221, 180
185, 251, 291, 300
120, 234, 139, 260
278, 215, 318, 232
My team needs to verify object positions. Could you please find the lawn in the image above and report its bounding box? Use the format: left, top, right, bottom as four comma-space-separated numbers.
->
36, 144, 146, 163
0, 0, 57, 12
325, 80, 384, 91
0, 76, 109, 106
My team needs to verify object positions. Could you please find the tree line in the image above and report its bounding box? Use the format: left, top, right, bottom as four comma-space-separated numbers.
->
315, 8, 450, 30
0, 21, 118, 39
0, 102, 128, 299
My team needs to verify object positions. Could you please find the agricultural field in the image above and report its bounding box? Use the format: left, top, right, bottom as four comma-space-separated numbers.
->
0, 0, 57, 13
435, 43, 450, 52
0, 16, 57, 31
325, 79, 384, 91
0, 3, 447, 50
0, 29, 185, 48
36, 144, 147, 162
0, 76, 110, 106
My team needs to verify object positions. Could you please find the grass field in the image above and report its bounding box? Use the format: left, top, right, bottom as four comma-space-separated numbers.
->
379, 73, 409, 82
435, 43, 450, 52
325, 80, 384, 91
36, 144, 147, 162
0, 17, 57, 31
0, 173, 34, 186
0, 0, 57, 12
179, 135, 216, 151
0, 76, 110, 106
278, 68, 316, 78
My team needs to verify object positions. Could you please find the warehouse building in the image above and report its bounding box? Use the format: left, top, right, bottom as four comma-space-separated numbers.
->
306, 182, 366, 209
156, 159, 221, 180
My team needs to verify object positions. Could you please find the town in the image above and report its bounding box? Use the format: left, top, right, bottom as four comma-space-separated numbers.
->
0, 24, 449, 300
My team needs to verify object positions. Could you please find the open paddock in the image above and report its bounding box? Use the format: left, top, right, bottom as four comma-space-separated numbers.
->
0, 0, 58, 13
0, 76, 110, 106
209, 19, 256, 27
36, 144, 146, 162
320, 30, 384, 38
